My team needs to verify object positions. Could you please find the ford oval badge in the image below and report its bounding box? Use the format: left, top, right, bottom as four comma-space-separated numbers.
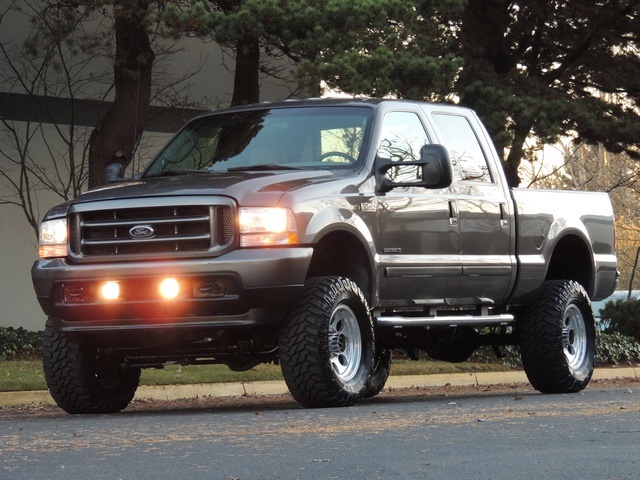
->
129, 225, 156, 239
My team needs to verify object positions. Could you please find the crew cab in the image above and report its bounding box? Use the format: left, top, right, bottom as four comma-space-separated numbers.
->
32, 99, 617, 413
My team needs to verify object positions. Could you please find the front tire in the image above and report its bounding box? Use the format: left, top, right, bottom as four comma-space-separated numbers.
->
279, 277, 375, 408
42, 322, 141, 414
518, 280, 596, 393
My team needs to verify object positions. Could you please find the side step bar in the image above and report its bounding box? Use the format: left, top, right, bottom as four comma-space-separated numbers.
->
376, 314, 515, 328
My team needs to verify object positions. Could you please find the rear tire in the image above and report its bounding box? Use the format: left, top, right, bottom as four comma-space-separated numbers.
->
279, 277, 375, 408
42, 322, 140, 414
518, 280, 595, 393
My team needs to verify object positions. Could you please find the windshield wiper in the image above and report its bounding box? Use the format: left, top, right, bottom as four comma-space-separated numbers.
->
226, 164, 300, 172
145, 169, 209, 178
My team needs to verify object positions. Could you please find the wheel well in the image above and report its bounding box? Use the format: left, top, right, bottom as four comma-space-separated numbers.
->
307, 231, 373, 303
546, 235, 592, 295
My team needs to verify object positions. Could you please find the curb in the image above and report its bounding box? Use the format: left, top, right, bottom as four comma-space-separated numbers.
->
1, 368, 638, 408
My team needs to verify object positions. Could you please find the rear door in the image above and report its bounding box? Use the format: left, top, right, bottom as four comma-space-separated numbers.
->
426, 110, 516, 305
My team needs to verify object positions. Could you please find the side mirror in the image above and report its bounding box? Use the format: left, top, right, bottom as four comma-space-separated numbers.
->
375, 144, 452, 193
105, 163, 124, 184
420, 144, 453, 189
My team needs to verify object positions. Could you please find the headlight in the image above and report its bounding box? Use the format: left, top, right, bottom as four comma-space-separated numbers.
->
238, 207, 299, 247
38, 218, 68, 258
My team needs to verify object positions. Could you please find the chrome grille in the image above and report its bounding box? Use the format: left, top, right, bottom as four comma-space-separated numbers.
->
70, 203, 234, 258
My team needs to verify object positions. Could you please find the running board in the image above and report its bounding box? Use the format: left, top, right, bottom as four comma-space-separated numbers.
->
375, 314, 515, 328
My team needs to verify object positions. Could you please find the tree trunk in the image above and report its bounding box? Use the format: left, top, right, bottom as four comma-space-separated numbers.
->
230, 35, 260, 106
502, 155, 521, 188
503, 123, 533, 187
87, 0, 154, 189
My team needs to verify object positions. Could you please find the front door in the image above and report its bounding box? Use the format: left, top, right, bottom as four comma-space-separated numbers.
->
376, 110, 461, 307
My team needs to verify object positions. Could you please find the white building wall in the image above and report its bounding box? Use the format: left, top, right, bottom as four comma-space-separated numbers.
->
0, 203, 42, 329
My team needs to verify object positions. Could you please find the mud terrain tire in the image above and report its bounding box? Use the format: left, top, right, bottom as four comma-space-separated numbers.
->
518, 280, 595, 393
279, 277, 375, 408
43, 323, 140, 414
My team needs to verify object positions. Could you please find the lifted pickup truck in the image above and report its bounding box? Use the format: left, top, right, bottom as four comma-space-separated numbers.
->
32, 99, 617, 414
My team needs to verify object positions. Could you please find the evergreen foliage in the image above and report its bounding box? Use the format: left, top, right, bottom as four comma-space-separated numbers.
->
456, 1, 640, 186
602, 298, 640, 341
3, 326, 639, 366
6, 1, 639, 191
596, 331, 640, 365
0, 327, 42, 361
201, 0, 640, 187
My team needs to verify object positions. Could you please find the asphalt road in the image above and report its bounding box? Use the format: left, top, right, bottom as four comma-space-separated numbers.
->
2, 382, 639, 480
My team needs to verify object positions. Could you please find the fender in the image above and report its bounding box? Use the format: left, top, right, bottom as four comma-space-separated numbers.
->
510, 188, 617, 302
299, 202, 378, 268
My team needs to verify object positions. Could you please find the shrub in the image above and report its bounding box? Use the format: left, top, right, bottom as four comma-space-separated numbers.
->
0, 327, 43, 360
595, 331, 640, 365
601, 298, 640, 341
472, 331, 640, 367
1, 327, 639, 367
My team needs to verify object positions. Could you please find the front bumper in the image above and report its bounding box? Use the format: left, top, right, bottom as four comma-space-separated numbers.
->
32, 247, 313, 332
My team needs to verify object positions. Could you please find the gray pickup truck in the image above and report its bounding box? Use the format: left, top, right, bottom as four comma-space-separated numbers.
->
32, 99, 617, 414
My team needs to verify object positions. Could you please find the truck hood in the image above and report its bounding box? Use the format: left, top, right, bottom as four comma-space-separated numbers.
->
73, 170, 340, 207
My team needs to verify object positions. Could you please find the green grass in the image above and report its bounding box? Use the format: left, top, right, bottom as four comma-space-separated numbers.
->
0, 360, 46, 392
0, 358, 513, 393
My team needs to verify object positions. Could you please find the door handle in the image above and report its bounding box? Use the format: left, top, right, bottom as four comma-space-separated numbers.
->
449, 200, 458, 227
499, 203, 509, 228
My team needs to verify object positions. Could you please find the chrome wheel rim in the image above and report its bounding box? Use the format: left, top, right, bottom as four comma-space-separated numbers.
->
562, 304, 588, 372
328, 304, 362, 383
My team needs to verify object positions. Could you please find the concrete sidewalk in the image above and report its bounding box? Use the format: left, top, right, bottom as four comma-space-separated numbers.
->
1, 367, 638, 408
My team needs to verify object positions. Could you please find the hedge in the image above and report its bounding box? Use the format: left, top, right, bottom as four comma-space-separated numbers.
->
1, 326, 639, 365
0, 327, 43, 361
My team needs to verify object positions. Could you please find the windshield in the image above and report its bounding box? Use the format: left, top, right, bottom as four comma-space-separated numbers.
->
144, 106, 373, 176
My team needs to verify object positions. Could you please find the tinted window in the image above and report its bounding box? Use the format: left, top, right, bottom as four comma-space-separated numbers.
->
144, 106, 372, 176
432, 113, 492, 183
378, 111, 429, 184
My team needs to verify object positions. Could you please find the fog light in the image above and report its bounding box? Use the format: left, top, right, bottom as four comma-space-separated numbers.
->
159, 278, 180, 300
100, 281, 120, 301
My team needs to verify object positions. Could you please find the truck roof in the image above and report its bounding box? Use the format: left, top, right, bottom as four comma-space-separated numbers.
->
199, 97, 472, 117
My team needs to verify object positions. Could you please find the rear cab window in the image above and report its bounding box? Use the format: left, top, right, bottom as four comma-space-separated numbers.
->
430, 113, 493, 184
